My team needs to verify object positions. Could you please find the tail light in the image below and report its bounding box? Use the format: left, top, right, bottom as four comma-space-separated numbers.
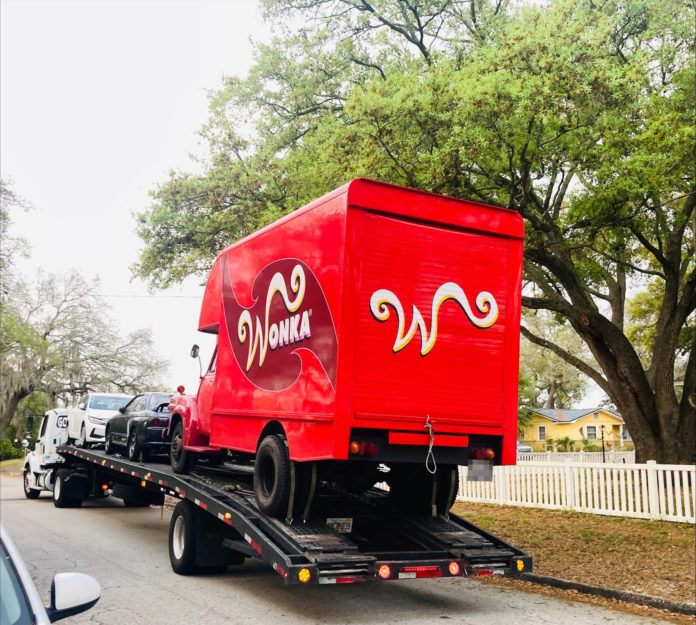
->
177, 385, 185, 394
471, 448, 495, 460
151, 418, 160, 427
349, 441, 378, 456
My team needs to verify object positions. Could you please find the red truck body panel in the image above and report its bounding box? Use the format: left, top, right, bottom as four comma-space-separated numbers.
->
182, 179, 523, 466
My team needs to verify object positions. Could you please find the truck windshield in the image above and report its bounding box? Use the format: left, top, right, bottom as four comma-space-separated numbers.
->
89, 395, 132, 411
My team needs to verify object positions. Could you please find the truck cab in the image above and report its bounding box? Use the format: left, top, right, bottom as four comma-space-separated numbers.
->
23, 409, 69, 498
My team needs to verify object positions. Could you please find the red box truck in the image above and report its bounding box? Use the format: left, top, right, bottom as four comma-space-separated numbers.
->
168, 179, 523, 517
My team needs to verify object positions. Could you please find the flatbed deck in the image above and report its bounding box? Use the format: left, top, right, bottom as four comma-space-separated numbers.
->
56, 445, 532, 585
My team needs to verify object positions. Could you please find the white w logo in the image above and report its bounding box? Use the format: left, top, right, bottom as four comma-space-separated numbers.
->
370, 283, 498, 356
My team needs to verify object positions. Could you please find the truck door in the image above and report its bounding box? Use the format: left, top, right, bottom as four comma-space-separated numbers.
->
196, 347, 217, 436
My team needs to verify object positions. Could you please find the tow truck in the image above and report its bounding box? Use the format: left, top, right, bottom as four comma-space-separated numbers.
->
41, 444, 531, 585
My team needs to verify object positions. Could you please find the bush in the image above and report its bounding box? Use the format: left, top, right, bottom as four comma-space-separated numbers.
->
0, 439, 22, 461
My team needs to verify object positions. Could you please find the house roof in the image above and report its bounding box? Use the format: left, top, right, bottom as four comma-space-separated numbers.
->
531, 408, 623, 423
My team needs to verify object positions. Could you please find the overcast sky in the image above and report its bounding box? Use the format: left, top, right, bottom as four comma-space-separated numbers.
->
1, 0, 271, 393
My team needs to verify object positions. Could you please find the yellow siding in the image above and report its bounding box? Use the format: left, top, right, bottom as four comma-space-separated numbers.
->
521, 409, 632, 451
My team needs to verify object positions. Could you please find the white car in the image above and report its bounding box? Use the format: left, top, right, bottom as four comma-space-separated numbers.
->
0, 524, 100, 623
67, 393, 133, 447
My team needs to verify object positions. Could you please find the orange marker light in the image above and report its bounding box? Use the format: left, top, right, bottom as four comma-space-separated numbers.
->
349, 441, 360, 455
378, 564, 392, 579
448, 561, 461, 576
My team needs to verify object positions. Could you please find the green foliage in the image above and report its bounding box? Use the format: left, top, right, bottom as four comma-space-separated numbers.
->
0, 439, 22, 461
134, 0, 695, 462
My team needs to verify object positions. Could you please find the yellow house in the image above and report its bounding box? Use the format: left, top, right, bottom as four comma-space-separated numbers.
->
521, 408, 632, 452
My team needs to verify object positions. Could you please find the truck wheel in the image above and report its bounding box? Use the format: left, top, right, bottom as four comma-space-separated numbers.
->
169, 500, 199, 574
253, 434, 291, 517
170, 421, 195, 474
53, 469, 83, 508
23, 470, 41, 499
127, 430, 142, 462
104, 429, 115, 455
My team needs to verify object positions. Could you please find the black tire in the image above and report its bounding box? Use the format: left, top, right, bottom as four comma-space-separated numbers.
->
435, 464, 459, 514
104, 429, 115, 455
253, 434, 291, 517
53, 469, 83, 508
79, 424, 89, 448
169, 500, 199, 574
170, 420, 195, 474
23, 470, 40, 499
127, 430, 141, 462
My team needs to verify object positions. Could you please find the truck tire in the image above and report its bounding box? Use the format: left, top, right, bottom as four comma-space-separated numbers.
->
23, 470, 41, 499
253, 434, 291, 517
127, 430, 142, 462
169, 500, 199, 574
53, 469, 83, 508
170, 420, 195, 474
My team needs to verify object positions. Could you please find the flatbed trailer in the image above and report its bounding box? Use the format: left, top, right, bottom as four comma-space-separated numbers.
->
54, 445, 532, 585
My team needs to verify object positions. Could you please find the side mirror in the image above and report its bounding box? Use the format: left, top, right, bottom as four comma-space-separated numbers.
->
46, 572, 100, 622
118, 406, 126, 414
190, 344, 200, 359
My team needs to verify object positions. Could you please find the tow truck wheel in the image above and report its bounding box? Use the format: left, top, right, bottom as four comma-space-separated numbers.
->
253, 434, 290, 517
53, 469, 83, 508
23, 470, 40, 499
170, 420, 195, 474
169, 500, 199, 574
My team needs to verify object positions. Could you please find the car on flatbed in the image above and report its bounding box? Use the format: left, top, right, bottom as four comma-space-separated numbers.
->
105, 392, 172, 461
67, 393, 133, 447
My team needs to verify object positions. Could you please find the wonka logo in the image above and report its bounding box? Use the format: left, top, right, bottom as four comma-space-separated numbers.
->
370, 282, 499, 356
221, 256, 338, 391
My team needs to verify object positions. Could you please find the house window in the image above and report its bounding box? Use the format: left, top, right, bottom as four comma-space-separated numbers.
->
586, 425, 597, 441
622, 428, 632, 441
594, 412, 599, 420
538, 426, 546, 441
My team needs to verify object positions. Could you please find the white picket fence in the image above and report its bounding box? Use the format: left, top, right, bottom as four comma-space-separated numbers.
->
457, 460, 695, 524
517, 451, 635, 463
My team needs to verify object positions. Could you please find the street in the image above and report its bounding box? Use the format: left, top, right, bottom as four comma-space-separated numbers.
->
0, 473, 673, 625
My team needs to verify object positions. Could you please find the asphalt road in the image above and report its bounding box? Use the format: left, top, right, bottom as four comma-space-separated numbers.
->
0, 473, 674, 625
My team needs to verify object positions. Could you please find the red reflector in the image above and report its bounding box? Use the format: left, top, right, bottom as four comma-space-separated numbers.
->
335, 577, 356, 584
177, 385, 185, 394
250, 539, 262, 554
473, 569, 493, 576
359, 441, 365, 455
402, 566, 442, 578
151, 418, 160, 427
365, 443, 378, 456
471, 448, 485, 460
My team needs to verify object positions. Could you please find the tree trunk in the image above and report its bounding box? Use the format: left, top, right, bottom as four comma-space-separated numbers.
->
0, 386, 32, 438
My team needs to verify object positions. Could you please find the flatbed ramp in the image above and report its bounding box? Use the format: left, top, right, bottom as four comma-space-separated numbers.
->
57, 446, 532, 585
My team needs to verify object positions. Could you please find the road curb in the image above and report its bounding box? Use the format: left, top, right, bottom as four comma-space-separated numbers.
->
521, 572, 696, 616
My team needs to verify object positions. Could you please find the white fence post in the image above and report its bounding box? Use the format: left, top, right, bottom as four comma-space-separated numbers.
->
646, 460, 660, 520
564, 460, 575, 509
497, 466, 508, 505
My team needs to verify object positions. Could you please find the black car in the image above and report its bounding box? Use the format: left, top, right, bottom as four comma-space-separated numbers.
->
104, 392, 172, 461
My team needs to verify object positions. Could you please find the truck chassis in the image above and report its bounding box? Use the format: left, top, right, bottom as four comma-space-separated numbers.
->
53, 445, 531, 585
